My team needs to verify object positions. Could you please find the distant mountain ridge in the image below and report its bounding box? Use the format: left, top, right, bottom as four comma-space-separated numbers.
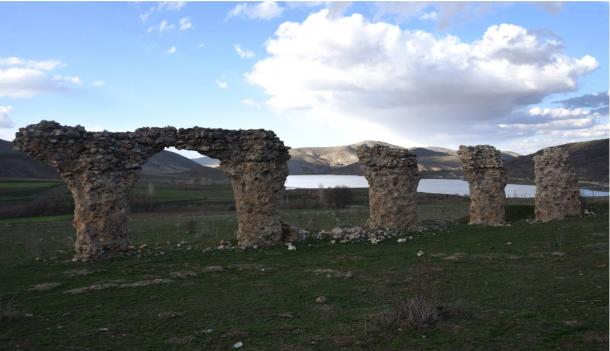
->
287, 139, 608, 184
505, 138, 609, 184
288, 141, 518, 177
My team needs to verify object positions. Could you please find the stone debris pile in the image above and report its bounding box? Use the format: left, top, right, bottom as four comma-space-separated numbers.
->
316, 226, 415, 245
457, 145, 507, 225
534, 147, 581, 222
357, 145, 420, 231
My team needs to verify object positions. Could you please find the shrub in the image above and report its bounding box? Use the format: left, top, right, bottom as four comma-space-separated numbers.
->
319, 186, 354, 209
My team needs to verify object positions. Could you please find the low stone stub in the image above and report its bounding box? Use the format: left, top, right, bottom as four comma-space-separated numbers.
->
534, 147, 581, 222
14, 121, 177, 260
357, 145, 420, 231
457, 145, 506, 225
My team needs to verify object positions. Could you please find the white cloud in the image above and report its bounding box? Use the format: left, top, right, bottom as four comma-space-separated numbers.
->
197, 43, 205, 48
140, 1, 186, 23
216, 77, 228, 89
91, 80, 106, 87
179, 17, 193, 31
495, 105, 608, 153
167, 46, 177, 54
0, 105, 13, 128
147, 19, 175, 34
246, 10, 598, 150
158, 1, 186, 11
227, 1, 284, 20
241, 98, 262, 108
528, 107, 591, 118
234, 44, 255, 59
53, 75, 83, 85
0, 57, 63, 71
140, 7, 155, 22
419, 11, 437, 21
0, 57, 84, 98
159, 19, 174, 32
375, 2, 500, 29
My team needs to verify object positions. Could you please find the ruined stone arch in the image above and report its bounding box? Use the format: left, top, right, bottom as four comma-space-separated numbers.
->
14, 121, 298, 261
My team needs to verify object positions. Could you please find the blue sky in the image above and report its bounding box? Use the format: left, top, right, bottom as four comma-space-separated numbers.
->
0, 1, 608, 156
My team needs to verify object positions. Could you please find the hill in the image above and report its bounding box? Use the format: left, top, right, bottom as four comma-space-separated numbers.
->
288, 141, 518, 178
0, 139, 59, 179
0, 139, 229, 184
192, 156, 220, 168
505, 138, 609, 184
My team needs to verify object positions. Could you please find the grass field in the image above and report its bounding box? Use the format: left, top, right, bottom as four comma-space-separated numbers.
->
0, 180, 608, 350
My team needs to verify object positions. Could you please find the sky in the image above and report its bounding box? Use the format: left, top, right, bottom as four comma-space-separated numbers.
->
0, 1, 608, 157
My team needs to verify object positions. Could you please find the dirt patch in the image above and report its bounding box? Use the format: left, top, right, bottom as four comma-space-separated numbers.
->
63, 269, 102, 278
443, 253, 466, 261
28, 282, 61, 291
311, 268, 354, 279
202, 266, 225, 273
64, 278, 173, 295
166, 335, 195, 345
169, 271, 198, 278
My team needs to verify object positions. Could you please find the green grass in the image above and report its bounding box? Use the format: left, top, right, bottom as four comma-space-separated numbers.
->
0, 196, 607, 350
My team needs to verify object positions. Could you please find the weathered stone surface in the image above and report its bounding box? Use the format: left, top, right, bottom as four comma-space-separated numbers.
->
175, 127, 292, 248
14, 121, 297, 258
357, 145, 420, 231
534, 147, 581, 221
457, 145, 506, 225
14, 121, 176, 260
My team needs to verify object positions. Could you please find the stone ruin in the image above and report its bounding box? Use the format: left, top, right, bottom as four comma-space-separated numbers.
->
357, 145, 420, 231
174, 127, 294, 248
14, 121, 297, 260
534, 147, 581, 222
457, 145, 507, 225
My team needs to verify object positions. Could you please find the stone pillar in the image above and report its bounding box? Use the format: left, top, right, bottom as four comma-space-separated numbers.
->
175, 127, 292, 248
457, 145, 506, 225
224, 160, 288, 248
534, 147, 581, 221
357, 145, 420, 231
14, 121, 173, 260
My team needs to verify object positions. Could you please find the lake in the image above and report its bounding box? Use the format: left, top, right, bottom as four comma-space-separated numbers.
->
285, 175, 609, 198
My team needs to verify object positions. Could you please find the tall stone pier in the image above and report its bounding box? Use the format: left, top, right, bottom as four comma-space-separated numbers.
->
14, 121, 175, 260
357, 145, 420, 231
175, 128, 291, 248
534, 147, 581, 221
457, 145, 506, 225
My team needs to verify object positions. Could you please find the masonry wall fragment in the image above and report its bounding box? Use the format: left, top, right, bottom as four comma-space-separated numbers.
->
14, 121, 176, 260
457, 145, 507, 225
534, 147, 581, 222
357, 145, 420, 231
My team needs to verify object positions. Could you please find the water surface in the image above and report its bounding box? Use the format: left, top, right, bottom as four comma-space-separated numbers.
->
285, 175, 609, 198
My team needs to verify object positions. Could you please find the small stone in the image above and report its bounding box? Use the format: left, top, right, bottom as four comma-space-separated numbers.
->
232, 341, 244, 349
286, 243, 296, 251
315, 296, 327, 304
416, 250, 424, 257
139, 244, 147, 249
